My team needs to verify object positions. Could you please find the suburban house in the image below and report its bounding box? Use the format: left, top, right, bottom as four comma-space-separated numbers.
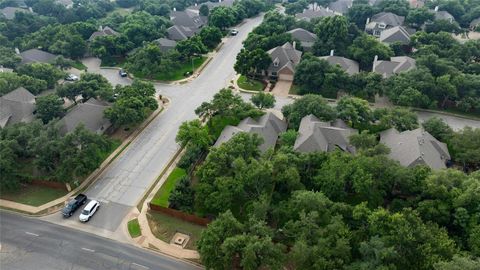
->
266, 42, 302, 81
319, 51, 359, 75
154, 38, 177, 53
167, 9, 206, 41
0, 67, 13, 73
470, 18, 480, 31
214, 111, 287, 152
0, 87, 36, 128
379, 26, 414, 45
432, 6, 455, 23
19, 48, 57, 65
295, 8, 335, 22
365, 12, 405, 37
287, 28, 317, 51
0, 6, 31, 20
293, 114, 357, 154
58, 98, 111, 135
372, 55, 416, 78
328, 0, 352, 14
380, 128, 450, 170
88, 26, 119, 41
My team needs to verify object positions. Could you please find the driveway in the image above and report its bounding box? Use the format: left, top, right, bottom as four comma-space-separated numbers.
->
42, 15, 264, 235
82, 57, 132, 86
270, 80, 292, 97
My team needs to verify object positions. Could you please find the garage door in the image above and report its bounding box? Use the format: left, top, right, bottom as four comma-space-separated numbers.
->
279, 73, 294, 81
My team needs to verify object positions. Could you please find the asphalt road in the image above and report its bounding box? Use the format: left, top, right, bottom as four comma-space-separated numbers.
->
0, 211, 200, 270
47, 15, 264, 233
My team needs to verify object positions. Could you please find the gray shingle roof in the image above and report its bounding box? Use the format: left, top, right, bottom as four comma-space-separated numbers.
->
370, 12, 405, 26
328, 0, 352, 14
0, 7, 30, 20
287, 28, 317, 49
373, 56, 416, 78
295, 8, 335, 21
153, 38, 177, 52
59, 98, 111, 135
434, 10, 455, 22
267, 42, 302, 74
19, 49, 57, 65
318, 55, 359, 75
214, 111, 287, 152
380, 128, 450, 170
294, 115, 357, 153
187, 0, 235, 11
0, 87, 36, 127
379, 26, 412, 45
167, 25, 198, 41
470, 17, 480, 28
88, 26, 119, 41
170, 10, 206, 29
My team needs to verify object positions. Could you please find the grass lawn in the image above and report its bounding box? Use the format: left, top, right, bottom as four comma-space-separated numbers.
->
151, 167, 187, 207
71, 61, 87, 70
0, 185, 68, 206
127, 218, 141, 238
134, 56, 207, 81
147, 211, 205, 250
237, 75, 265, 91
208, 115, 240, 139
289, 84, 301, 95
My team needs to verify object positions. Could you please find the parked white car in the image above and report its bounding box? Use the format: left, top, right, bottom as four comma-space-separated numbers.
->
79, 200, 100, 222
65, 74, 79, 81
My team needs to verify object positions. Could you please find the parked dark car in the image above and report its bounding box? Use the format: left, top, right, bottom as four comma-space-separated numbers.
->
119, 69, 127, 77
62, 194, 87, 217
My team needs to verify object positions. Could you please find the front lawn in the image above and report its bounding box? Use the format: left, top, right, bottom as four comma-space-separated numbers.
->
71, 61, 87, 70
147, 211, 205, 250
151, 167, 187, 207
237, 75, 265, 91
127, 218, 141, 238
0, 185, 68, 206
133, 56, 207, 81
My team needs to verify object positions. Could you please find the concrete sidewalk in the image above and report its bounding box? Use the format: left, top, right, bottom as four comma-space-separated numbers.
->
124, 149, 201, 259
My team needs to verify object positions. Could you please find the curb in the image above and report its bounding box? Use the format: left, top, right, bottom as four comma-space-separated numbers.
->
412, 108, 480, 121
0, 99, 168, 216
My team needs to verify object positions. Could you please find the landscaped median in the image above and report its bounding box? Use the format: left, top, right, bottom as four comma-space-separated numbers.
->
128, 218, 142, 238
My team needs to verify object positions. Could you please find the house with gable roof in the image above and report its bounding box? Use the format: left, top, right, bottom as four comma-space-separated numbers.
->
295, 8, 336, 22
0, 87, 36, 127
266, 42, 302, 81
380, 128, 450, 170
58, 98, 111, 135
287, 28, 317, 51
319, 51, 359, 75
88, 26, 119, 42
372, 55, 416, 78
365, 12, 405, 37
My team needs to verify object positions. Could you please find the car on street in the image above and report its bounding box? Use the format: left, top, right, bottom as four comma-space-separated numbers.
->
79, 200, 100, 222
65, 74, 79, 81
230, 29, 238, 36
118, 69, 127, 77
62, 194, 87, 217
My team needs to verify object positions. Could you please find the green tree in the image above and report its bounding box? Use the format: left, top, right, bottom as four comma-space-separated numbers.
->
313, 16, 350, 56
168, 176, 195, 212
336, 96, 373, 129
17, 63, 64, 89
449, 127, 480, 169
0, 46, 21, 68
348, 34, 394, 70
406, 8, 435, 28
251, 92, 275, 109
119, 11, 170, 46
373, 107, 419, 132
35, 94, 64, 123
282, 94, 336, 129
0, 72, 47, 95
422, 117, 453, 142
434, 256, 480, 270
209, 6, 236, 30
347, 4, 378, 29
176, 36, 207, 60
278, 130, 298, 147
176, 120, 211, 149
199, 4, 209, 16
198, 26, 222, 49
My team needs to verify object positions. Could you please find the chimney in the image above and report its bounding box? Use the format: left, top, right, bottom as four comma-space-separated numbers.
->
372, 55, 378, 71
99, 25, 103, 31
434, 6, 439, 12
330, 50, 334, 56
293, 41, 296, 49
366, 17, 370, 25
173, 7, 176, 11
195, 2, 197, 6
15, 48, 20, 54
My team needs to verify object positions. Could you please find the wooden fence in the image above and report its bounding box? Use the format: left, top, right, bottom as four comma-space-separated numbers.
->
148, 203, 210, 226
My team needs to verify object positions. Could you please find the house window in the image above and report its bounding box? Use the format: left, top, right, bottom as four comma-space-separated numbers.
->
378, 23, 386, 29
373, 30, 381, 36
273, 61, 279, 67
271, 71, 278, 76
